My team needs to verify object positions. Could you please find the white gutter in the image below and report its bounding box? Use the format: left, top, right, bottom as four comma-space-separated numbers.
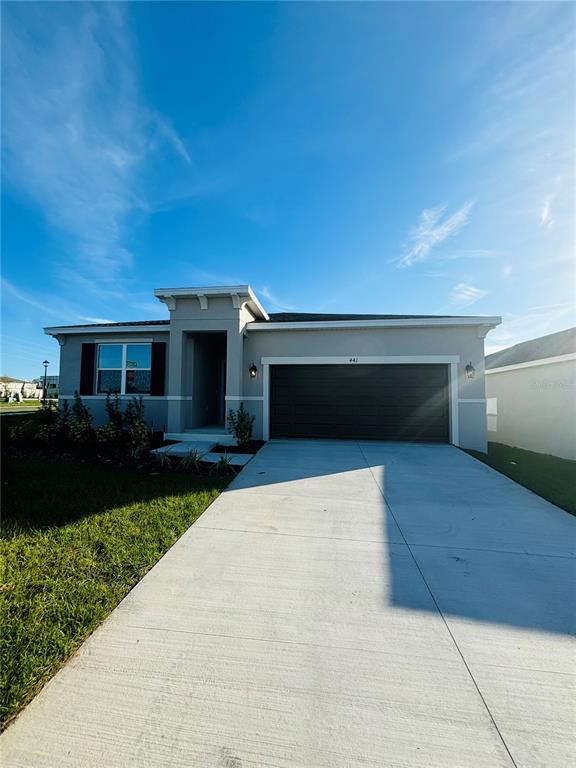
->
45, 324, 169, 336
247, 317, 501, 331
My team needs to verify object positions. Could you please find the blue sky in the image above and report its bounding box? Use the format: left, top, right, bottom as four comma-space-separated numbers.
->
2, 1, 574, 379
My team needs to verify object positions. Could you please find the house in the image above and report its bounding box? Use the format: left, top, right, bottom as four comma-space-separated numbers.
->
485, 327, 576, 460
32, 375, 60, 398
45, 285, 501, 451
0, 376, 38, 400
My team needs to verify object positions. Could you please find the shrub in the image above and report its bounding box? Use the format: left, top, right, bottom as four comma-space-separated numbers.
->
156, 451, 173, 471
68, 393, 93, 445
104, 393, 124, 433
227, 403, 255, 447
71, 391, 91, 424
57, 400, 72, 435
95, 423, 120, 446
123, 397, 148, 459
180, 448, 202, 472
211, 453, 235, 475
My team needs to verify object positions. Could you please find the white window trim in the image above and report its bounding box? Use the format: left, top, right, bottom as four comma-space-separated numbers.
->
96, 342, 152, 396
260, 355, 460, 446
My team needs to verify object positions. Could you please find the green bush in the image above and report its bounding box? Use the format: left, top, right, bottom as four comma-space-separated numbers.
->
227, 402, 255, 447
123, 397, 148, 459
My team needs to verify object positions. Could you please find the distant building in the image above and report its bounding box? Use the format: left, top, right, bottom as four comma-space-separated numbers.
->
0, 376, 39, 400
485, 327, 576, 460
32, 375, 60, 398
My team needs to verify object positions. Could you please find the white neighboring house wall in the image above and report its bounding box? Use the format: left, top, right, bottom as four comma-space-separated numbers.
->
485, 354, 576, 460
0, 379, 39, 399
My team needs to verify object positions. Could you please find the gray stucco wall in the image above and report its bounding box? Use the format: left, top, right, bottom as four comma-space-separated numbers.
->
54, 318, 492, 450
242, 325, 489, 451
57, 331, 170, 431
486, 359, 576, 460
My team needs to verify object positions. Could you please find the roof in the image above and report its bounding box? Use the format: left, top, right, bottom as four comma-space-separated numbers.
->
45, 312, 501, 335
46, 319, 170, 330
485, 327, 576, 369
268, 312, 479, 322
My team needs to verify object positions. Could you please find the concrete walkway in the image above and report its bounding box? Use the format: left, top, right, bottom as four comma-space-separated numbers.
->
2, 441, 575, 767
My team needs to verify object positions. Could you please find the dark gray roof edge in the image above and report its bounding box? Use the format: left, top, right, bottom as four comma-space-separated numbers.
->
46, 313, 492, 331
46, 319, 171, 330
266, 312, 489, 321
485, 326, 576, 369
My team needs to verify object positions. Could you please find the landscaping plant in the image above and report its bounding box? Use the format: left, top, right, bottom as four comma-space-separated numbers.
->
227, 402, 255, 447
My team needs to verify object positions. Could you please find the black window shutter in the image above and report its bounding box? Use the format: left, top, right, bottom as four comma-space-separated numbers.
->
150, 342, 167, 396
80, 343, 96, 395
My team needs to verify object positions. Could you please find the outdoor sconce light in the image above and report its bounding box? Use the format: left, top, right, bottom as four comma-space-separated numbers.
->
249, 363, 258, 379
465, 361, 475, 379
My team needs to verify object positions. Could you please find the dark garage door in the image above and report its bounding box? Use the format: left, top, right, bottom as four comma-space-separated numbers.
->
270, 364, 449, 442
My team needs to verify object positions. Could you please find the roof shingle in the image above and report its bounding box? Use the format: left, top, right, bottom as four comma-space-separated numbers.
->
485, 327, 576, 369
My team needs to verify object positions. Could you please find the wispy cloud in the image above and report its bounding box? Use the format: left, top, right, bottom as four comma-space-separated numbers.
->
257, 286, 296, 312
540, 196, 554, 228
1, 278, 78, 321
2, 3, 190, 289
450, 282, 489, 308
79, 316, 116, 325
398, 201, 474, 267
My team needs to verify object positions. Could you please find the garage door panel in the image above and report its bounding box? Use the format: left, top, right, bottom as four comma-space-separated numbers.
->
270, 364, 449, 441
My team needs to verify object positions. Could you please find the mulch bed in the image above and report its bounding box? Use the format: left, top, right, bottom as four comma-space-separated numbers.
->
210, 440, 265, 455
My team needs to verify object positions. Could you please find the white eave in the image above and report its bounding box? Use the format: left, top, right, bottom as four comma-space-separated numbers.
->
247, 316, 502, 331
153, 285, 269, 320
44, 324, 169, 337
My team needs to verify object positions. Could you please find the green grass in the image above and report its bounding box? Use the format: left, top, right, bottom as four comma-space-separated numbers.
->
0, 400, 42, 411
466, 442, 576, 516
0, 457, 227, 729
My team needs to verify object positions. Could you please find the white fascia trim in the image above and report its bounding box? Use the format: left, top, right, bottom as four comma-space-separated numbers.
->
261, 355, 460, 365
249, 317, 501, 331
153, 285, 269, 320
485, 353, 576, 375
45, 325, 169, 336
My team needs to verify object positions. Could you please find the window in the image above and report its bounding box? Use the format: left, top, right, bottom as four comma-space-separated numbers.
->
96, 343, 152, 395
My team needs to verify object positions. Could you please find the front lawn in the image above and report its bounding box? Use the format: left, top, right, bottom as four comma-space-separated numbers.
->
0, 457, 227, 729
0, 400, 42, 412
466, 442, 576, 516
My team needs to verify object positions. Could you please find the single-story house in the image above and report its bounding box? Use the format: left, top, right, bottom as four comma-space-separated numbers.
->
0, 376, 38, 400
45, 285, 501, 451
485, 327, 576, 460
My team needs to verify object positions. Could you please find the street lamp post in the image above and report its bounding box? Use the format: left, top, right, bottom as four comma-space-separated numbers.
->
42, 360, 50, 406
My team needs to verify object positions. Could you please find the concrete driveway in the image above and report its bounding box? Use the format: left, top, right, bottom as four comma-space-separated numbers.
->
2, 441, 575, 768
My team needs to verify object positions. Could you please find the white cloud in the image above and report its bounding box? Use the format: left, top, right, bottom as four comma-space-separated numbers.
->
540, 196, 554, 228
398, 201, 474, 267
450, 282, 489, 307
257, 286, 296, 312
1, 277, 77, 321
2, 4, 190, 287
79, 316, 116, 325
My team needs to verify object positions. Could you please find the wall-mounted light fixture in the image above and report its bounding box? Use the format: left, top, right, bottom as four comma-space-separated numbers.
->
249, 363, 258, 379
465, 361, 475, 379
